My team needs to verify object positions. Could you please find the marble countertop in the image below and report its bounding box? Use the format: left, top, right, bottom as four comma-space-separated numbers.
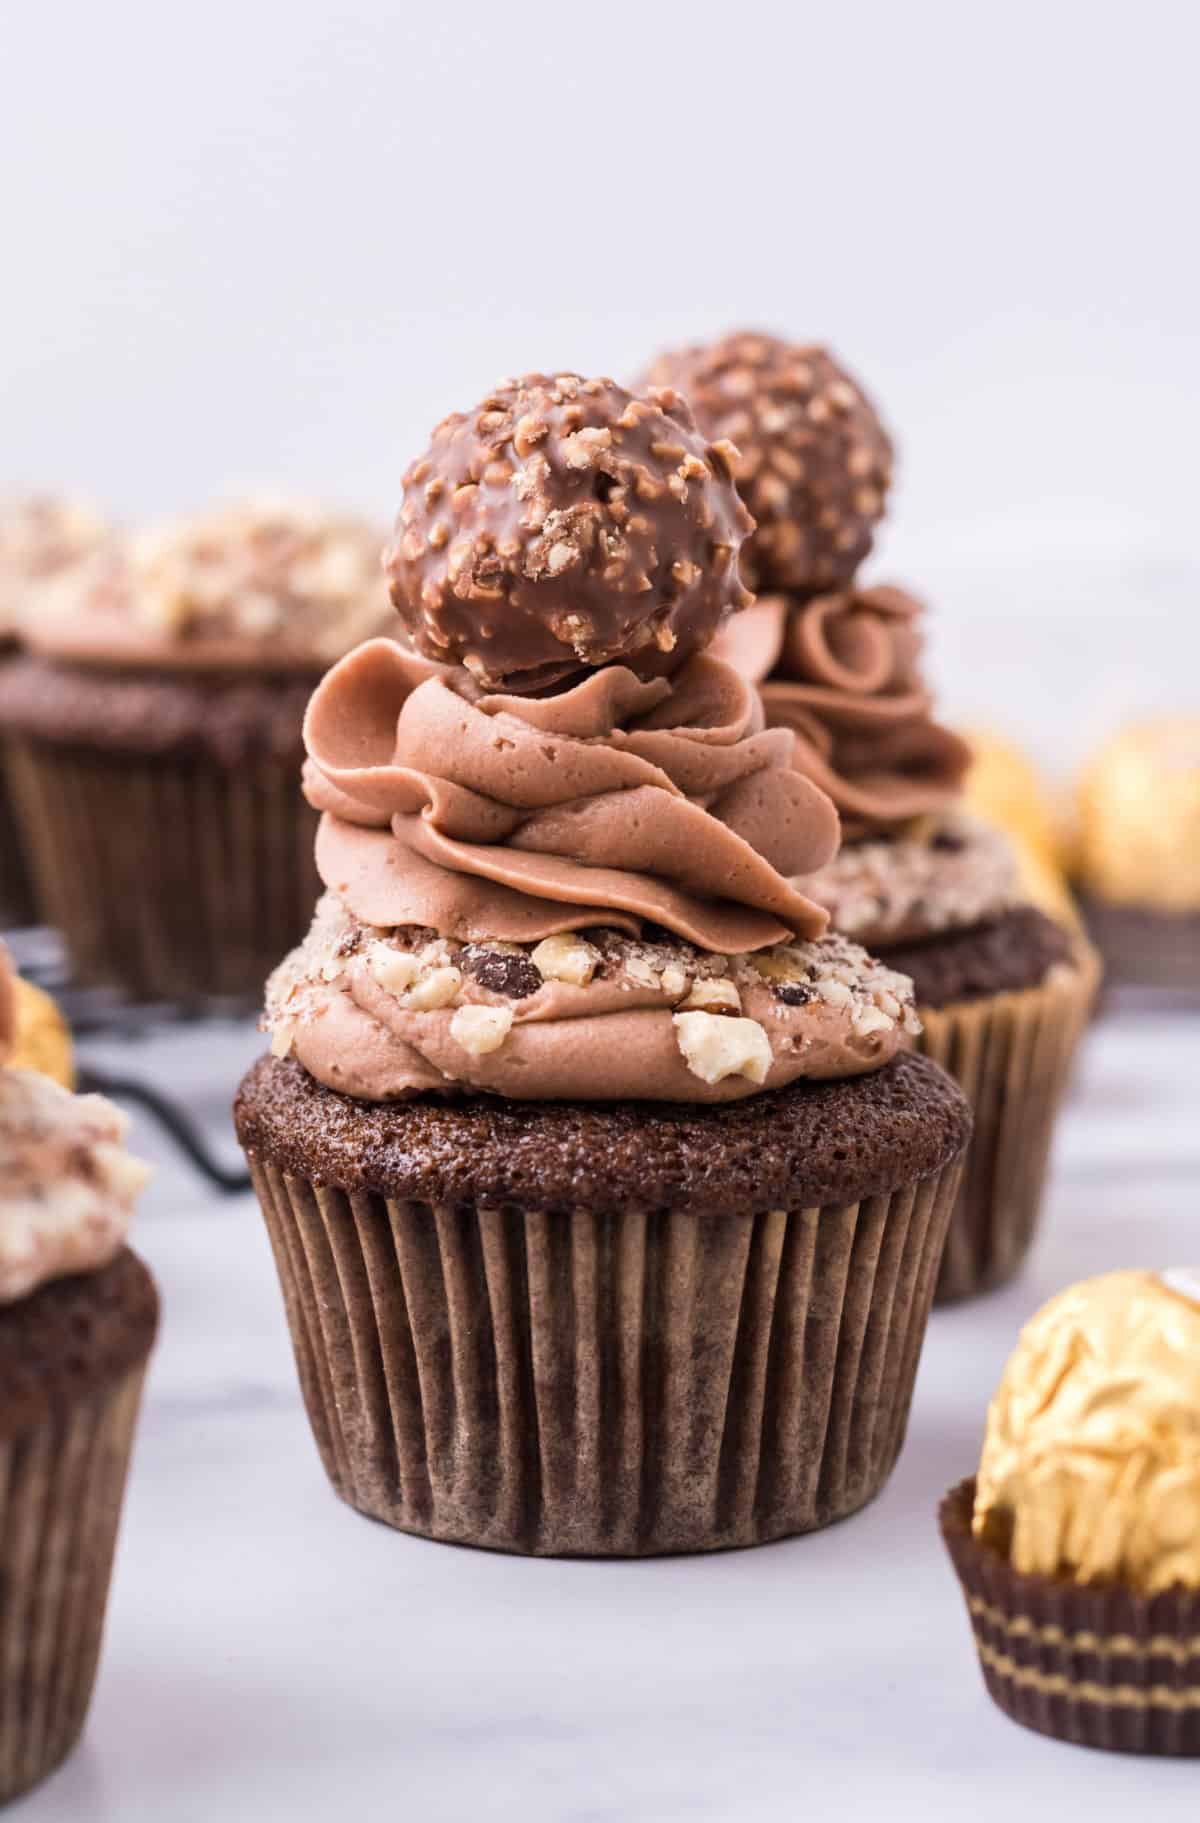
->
20, 1000, 1200, 1821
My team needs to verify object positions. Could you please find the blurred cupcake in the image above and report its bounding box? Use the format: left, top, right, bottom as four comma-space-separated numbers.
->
1075, 718, 1200, 996
941, 1270, 1200, 1756
0, 943, 158, 1800
646, 329, 1099, 1303
0, 498, 392, 1004
0, 498, 109, 926
235, 373, 972, 1557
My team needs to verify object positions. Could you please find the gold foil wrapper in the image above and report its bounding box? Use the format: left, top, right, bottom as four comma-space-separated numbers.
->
10, 977, 74, 1087
974, 1270, 1200, 1595
1077, 718, 1200, 912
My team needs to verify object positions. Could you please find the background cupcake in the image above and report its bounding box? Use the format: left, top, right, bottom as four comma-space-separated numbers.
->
1074, 718, 1200, 997
236, 372, 972, 1557
941, 1270, 1200, 1756
0, 497, 109, 926
0, 942, 158, 1800
0, 498, 392, 1004
647, 328, 1099, 1303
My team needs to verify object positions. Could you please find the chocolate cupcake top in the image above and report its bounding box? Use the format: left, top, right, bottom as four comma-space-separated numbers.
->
973, 1270, 1200, 1595
638, 332, 892, 597
0, 495, 109, 640
1077, 718, 1200, 913
384, 373, 754, 690
23, 499, 392, 674
0, 944, 149, 1302
267, 373, 925, 1104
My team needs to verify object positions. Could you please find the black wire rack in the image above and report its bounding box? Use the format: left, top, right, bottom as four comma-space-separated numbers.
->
7, 927, 252, 1195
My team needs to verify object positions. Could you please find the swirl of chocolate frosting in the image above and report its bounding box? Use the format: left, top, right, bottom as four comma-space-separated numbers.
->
711, 584, 969, 837
303, 638, 840, 954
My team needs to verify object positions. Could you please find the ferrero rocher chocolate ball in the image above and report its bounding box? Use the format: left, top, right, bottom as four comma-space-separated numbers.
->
384, 373, 755, 691
639, 332, 893, 596
974, 1270, 1200, 1594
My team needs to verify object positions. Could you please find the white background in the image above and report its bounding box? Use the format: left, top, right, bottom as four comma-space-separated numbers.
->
3, 0, 1198, 763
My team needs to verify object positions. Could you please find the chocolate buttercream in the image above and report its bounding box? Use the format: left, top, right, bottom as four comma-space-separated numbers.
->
303, 637, 838, 954
712, 585, 970, 838
284, 636, 927, 1101
384, 373, 754, 690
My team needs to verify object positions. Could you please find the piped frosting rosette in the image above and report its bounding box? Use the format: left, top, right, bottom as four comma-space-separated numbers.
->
712, 583, 970, 837
268, 638, 923, 1102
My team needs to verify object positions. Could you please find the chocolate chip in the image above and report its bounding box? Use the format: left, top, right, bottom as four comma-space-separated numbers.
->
460, 946, 543, 1000
774, 982, 815, 1006
930, 829, 966, 853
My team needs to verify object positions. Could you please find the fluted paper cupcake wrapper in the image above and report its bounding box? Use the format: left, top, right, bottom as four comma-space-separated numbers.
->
6, 735, 319, 1006
940, 1480, 1200, 1756
250, 1155, 963, 1556
0, 1366, 148, 1804
917, 939, 1101, 1304
0, 764, 35, 927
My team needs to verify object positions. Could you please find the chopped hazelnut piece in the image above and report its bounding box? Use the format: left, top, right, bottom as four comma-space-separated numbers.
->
531, 932, 600, 987
369, 946, 421, 996
680, 977, 741, 1012
449, 1004, 514, 1055
673, 1011, 771, 1086
406, 966, 463, 1010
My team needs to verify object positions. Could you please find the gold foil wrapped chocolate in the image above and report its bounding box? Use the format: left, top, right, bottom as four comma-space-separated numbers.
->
1077, 718, 1200, 912
10, 978, 74, 1088
960, 727, 1076, 925
974, 1270, 1200, 1594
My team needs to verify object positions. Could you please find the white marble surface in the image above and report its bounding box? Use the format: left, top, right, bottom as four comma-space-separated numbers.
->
16, 1001, 1200, 1821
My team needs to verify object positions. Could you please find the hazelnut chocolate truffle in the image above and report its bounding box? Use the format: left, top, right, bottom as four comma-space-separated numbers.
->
639, 332, 893, 596
384, 372, 754, 690
941, 1270, 1200, 1755
1075, 718, 1200, 995
236, 373, 974, 1558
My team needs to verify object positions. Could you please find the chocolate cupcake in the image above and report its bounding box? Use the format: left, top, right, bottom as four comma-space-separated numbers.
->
0, 499, 393, 1004
0, 498, 109, 926
1074, 719, 1200, 998
234, 373, 971, 1557
941, 1270, 1200, 1755
0, 943, 158, 1800
660, 366, 1101, 1312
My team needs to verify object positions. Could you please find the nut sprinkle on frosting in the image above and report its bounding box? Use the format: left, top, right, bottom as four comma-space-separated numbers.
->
384, 372, 755, 691
639, 331, 893, 597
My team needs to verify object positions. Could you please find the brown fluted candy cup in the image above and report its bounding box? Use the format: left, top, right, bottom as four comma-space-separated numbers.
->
235, 1051, 970, 1557
941, 1480, 1200, 1756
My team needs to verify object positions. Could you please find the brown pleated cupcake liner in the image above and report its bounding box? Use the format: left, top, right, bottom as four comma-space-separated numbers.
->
917, 939, 1101, 1304
940, 1480, 1200, 1755
0, 1365, 148, 1803
5, 734, 319, 1006
0, 758, 35, 928
249, 1151, 964, 1556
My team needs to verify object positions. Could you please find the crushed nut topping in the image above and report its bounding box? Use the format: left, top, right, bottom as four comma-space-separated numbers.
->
638, 333, 892, 596
449, 1004, 514, 1055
